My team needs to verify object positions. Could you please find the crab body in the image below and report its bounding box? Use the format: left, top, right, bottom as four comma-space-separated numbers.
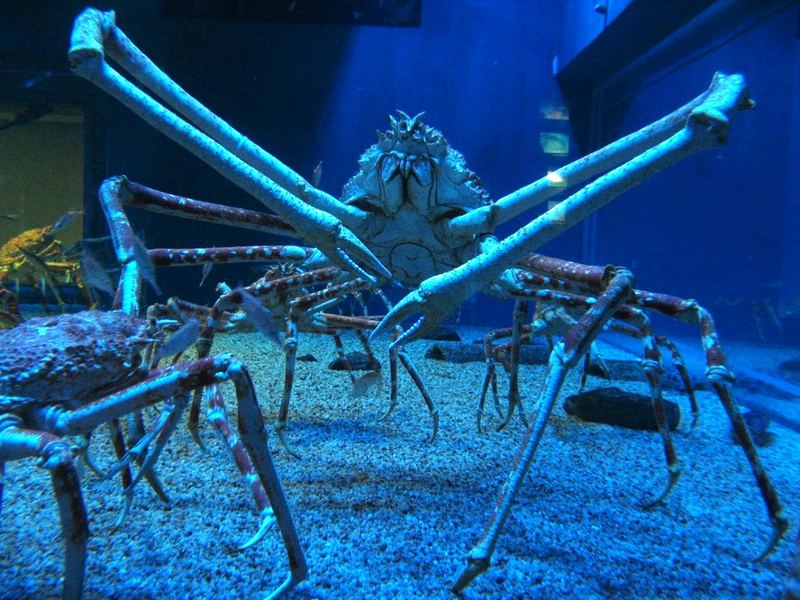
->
0, 225, 71, 284
0, 310, 148, 412
342, 113, 490, 286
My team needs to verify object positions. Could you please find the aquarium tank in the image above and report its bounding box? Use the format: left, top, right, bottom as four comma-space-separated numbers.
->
0, 1, 799, 599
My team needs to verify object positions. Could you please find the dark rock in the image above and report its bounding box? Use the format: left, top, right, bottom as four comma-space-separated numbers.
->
297, 354, 317, 362
425, 341, 551, 364
421, 325, 462, 341
563, 386, 680, 431
328, 351, 373, 371
425, 343, 485, 363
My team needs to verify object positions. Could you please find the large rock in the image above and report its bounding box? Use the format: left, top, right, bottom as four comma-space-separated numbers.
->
328, 351, 374, 371
425, 340, 550, 364
564, 386, 680, 431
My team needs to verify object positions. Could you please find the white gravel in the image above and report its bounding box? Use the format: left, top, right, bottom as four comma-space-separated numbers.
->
1, 328, 798, 599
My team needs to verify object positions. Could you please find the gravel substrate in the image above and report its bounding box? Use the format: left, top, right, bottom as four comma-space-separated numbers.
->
1, 328, 798, 599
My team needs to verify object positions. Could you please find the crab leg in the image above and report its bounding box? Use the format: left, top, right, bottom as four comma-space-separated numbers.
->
477, 326, 519, 433
122, 179, 299, 237
35, 356, 307, 598
319, 311, 439, 442
276, 278, 376, 455
149, 245, 315, 269
481, 287, 683, 503
70, 9, 387, 282
502, 255, 788, 554
497, 298, 530, 430
71, 10, 360, 226
205, 385, 276, 550
477, 309, 612, 433
103, 393, 189, 504
453, 266, 635, 592
373, 72, 753, 346
510, 261, 698, 417
447, 72, 750, 240
0, 423, 88, 600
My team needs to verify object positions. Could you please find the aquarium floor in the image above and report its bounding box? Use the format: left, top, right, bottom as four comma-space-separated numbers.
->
1, 328, 798, 599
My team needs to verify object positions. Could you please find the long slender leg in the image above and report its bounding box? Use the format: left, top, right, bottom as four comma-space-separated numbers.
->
715, 374, 788, 558
48, 355, 306, 599
70, 9, 387, 281
105, 416, 143, 526
476, 328, 507, 433
188, 268, 342, 448
331, 333, 358, 387
0, 425, 88, 600
382, 331, 400, 421
654, 334, 699, 428
277, 319, 301, 457
636, 295, 788, 554
453, 267, 634, 592
497, 299, 529, 431
613, 305, 681, 507
206, 384, 275, 549
603, 319, 699, 426
229, 360, 308, 597
515, 255, 788, 555
396, 349, 440, 442
351, 328, 383, 399
104, 394, 188, 506
509, 285, 683, 505
375, 73, 754, 346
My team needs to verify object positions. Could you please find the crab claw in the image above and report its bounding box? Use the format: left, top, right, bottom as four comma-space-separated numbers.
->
371, 268, 481, 348
327, 222, 392, 283
370, 289, 428, 347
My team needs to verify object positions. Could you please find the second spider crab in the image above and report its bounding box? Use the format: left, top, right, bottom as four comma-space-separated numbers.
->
0, 310, 306, 599
68, 7, 788, 594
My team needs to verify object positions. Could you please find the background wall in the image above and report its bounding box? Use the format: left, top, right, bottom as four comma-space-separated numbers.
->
0, 107, 84, 250
590, 8, 800, 341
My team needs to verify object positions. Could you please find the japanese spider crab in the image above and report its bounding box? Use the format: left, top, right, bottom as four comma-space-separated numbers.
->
68, 7, 788, 594
0, 217, 96, 326
0, 310, 306, 599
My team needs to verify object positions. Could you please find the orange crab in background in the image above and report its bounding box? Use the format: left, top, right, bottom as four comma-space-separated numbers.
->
0, 212, 96, 325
